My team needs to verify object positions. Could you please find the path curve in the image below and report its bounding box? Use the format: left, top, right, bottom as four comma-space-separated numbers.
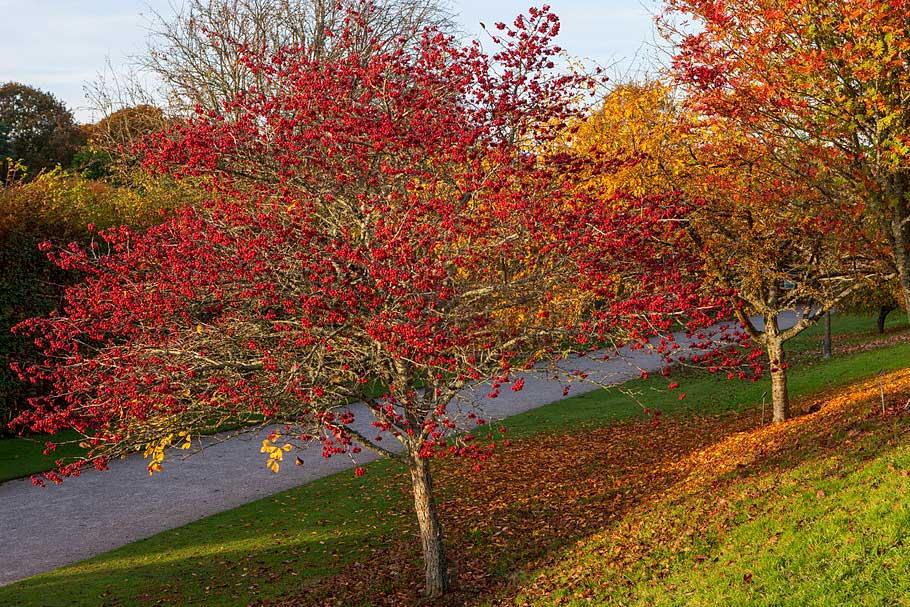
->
0, 313, 796, 585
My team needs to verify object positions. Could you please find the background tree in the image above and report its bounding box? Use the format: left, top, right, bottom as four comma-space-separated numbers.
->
573, 81, 885, 422
664, 0, 910, 317
0, 121, 11, 158
0, 83, 85, 180
840, 279, 904, 334
683, 128, 884, 421
563, 83, 741, 381
85, 1, 453, 171
141, 0, 454, 115
571, 80, 685, 199
73, 105, 172, 180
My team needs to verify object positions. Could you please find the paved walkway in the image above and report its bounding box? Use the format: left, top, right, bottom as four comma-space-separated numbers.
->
0, 313, 795, 585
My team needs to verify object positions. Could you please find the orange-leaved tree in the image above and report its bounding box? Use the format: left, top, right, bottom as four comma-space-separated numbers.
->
664, 0, 910, 316
683, 125, 884, 421
573, 81, 886, 421
571, 80, 686, 199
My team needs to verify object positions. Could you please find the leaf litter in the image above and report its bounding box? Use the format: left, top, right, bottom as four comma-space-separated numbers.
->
260, 370, 910, 606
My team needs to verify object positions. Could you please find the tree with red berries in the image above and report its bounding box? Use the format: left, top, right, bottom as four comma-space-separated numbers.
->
13, 7, 721, 597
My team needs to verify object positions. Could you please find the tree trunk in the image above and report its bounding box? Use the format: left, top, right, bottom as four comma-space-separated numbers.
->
878, 304, 896, 334
408, 453, 449, 598
891, 213, 910, 318
767, 336, 790, 423
822, 311, 832, 360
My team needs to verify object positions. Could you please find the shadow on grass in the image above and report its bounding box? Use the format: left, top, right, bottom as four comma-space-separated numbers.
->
0, 461, 415, 607
0, 540, 358, 607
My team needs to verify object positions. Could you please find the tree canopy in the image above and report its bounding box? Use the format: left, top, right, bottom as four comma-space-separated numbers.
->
664, 0, 910, 315
0, 82, 85, 179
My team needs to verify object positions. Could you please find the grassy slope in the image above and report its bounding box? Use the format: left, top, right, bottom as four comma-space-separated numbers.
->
0, 458, 414, 607
505, 315, 910, 437
0, 315, 907, 606
505, 374, 910, 607
785, 311, 906, 353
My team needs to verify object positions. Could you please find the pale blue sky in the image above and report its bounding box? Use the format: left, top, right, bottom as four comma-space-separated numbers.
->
1, 1, 662, 123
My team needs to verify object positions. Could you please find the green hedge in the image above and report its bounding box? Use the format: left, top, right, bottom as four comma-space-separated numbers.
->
0, 169, 194, 434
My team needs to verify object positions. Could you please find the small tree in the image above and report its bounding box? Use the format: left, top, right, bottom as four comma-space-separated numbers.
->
684, 127, 890, 421
16, 8, 681, 597
840, 279, 904, 334
573, 81, 886, 422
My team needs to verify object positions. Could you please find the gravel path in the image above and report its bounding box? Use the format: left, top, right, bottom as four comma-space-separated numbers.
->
0, 313, 795, 585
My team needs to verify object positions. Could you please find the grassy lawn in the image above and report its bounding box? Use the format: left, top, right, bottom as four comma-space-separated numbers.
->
786, 310, 908, 354
0, 457, 414, 607
0, 429, 86, 483
503, 372, 910, 606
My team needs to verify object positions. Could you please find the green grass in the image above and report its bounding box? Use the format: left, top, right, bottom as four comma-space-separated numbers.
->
0, 458, 413, 607
786, 311, 908, 354
634, 447, 910, 607
0, 429, 86, 483
503, 379, 910, 606
507, 444, 910, 607
502, 334, 910, 439
0, 314, 908, 606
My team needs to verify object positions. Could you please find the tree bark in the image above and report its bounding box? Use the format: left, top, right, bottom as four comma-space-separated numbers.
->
822, 311, 832, 360
408, 453, 449, 598
891, 212, 910, 318
764, 311, 790, 423
768, 337, 790, 422
878, 304, 896, 334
